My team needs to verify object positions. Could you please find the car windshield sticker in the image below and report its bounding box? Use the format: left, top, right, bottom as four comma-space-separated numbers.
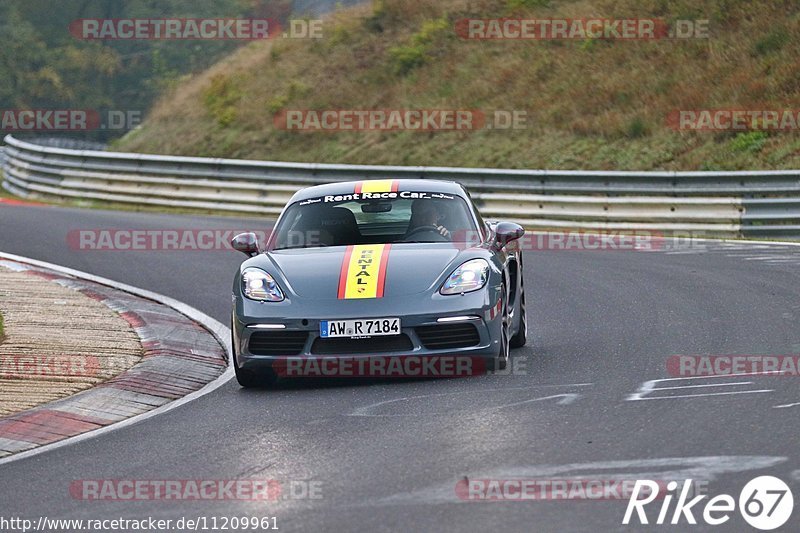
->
337, 244, 392, 299
297, 191, 455, 205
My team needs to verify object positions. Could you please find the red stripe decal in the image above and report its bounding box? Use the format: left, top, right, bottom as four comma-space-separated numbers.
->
375, 244, 392, 298
390, 180, 399, 192
354, 182, 363, 194
337, 246, 354, 299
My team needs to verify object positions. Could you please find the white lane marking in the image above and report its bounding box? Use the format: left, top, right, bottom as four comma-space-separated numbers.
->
348, 383, 592, 417
773, 402, 800, 409
0, 251, 234, 468
626, 374, 777, 402
364, 455, 787, 507
741, 256, 797, 261
703, 238, 800, 248
653, 382, 754, 391
659, 240, 800, 263
489, 394, 581, 410
630, 390, 773, 401
546, 235, 800, 255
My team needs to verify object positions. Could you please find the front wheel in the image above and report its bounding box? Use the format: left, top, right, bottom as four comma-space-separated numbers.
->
231, 324, 277, 388
234, 362, 275, 388
509, 277, 527, 348
490, 289, 510, 372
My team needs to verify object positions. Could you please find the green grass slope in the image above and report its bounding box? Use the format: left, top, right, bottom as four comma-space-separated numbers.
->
115, 0, 800, 170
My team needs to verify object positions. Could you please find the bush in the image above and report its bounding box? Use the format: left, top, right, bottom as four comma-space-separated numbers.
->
388, 17, 449, 75
626, 117, 648, 138
388, 44, 427, 75
729, 131, 768, 153
202, 75, 242, 127
364, 0, 388, 33
507, 0, 550, 9
267, 94, 290, 115
266, 81, 309, 115
752, 29, 788, 56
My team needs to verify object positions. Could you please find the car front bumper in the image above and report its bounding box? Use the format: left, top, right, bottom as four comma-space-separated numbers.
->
232, 287, 504, 377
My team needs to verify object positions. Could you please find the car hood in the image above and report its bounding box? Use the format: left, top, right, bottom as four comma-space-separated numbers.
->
261, 244, 466, 299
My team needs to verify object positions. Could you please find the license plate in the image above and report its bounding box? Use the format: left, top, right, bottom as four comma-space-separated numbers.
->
320, 317, 401, 338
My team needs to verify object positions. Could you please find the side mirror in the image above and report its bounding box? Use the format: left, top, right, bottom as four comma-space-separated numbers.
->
494, 222, 525, 248
231, 232, 260, 257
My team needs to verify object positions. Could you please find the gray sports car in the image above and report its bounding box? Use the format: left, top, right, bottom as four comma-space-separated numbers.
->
230, 179, 527, 387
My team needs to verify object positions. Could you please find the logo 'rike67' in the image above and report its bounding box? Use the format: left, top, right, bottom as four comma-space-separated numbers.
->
623, 477, 793, 530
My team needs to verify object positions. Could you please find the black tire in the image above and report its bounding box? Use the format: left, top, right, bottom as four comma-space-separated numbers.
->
234, 361, 270, 388
496, 323, 509, 371
490, 287, 510, 372
509, 276, 527, 348
231, 323, 277, 388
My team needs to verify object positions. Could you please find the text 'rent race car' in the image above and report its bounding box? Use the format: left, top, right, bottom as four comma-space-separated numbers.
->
230, 179, 527, 387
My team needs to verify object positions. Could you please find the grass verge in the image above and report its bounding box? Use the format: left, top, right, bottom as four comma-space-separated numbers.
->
115, 0, 800, 171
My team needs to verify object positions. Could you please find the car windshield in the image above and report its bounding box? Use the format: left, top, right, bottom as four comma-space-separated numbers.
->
271, 191, 479, 249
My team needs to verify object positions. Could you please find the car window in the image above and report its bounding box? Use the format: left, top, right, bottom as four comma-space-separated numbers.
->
271, 192, 479, 249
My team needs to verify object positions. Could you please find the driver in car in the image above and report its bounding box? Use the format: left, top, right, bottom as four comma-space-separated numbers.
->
405, 199, 450, 240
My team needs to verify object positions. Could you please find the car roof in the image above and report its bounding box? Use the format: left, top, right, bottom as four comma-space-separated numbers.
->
288, 179, 468, 203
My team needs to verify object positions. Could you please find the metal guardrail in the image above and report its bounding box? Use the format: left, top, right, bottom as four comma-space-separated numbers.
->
9, 137, 108, 151
3, 134, 800, 238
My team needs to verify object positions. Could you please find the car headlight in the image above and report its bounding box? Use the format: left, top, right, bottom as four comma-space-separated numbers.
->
242, 268, 284, 302
440, 259, 489, 295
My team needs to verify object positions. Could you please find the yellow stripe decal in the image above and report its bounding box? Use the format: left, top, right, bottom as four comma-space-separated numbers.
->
340, 244, 389, 299
356, 180, 398, 194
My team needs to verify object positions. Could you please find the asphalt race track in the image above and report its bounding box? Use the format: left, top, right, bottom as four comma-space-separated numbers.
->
2, 202, 799, 532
